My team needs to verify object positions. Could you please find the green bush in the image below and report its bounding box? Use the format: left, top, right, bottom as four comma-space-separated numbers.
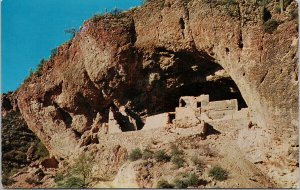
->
2, 174, 15, 186
54, 172, 64, 183
36, 59, 46, 74
224, 0, 239, 17
191, 155, 200, 165
208, 166, 228, 181
275, 6, 281, 13
91, 14, 103, 22
154, 150, 170, 162
50, 48, 58, 58
24, 69, 35, 83
108, 8, 124, 18
25, 178, 42, 185
156, 179, 174, 188
171, 155, 185, 168
263, 19, 280, 34
170, 143, 184, 157
129, 148, 142, 161
284, 0, 293, 9
14, 153, 27, 164
173, 178, 188, 188
191, 155, 204, 168
57, 176, 84, 188
55, 153, 95, 188
290, 9, 298, 20
142, 149, 153, 160
185, 173, 200, 187
65, 28, 78, 38
256, 0, 271, 6
35, 141, 49, 159
173, 173, 202, 188
2, 111, 40, 186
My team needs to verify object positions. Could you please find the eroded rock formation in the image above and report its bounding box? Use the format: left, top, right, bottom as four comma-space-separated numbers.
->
16, 0, 298, 187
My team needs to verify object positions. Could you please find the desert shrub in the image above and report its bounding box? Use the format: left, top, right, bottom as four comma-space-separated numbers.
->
109, 8, 124, 18
171, 155, 185, 168
50, 48, 58, 58
170, 143, 184, 157
111, 8, 122, 15
202, 145, 217, 157
56, 153, 94, 188
65, 28, 79, 38
256, 0, 271, 6
185, 173, 200, 186
191, 155, 204, 170
36, 59, 46, 74
25, 178, 42, 185
284, 0, 293, 8
173, 178, 188, 188
140, 0, 154, 4
154, 150, 170, 162
208, 166, 228, 181
54, 172, 64, 183
35, 141, 49, 159
191, 155, 200, 165
290, 9, 298, 20
173, 173, 203, 188
226, 0, 237, 5
263, 19, 280, 34
156, 179, 174, 188
223, 0, 239, 17
2, 174, 15, 186
142, 149, 153, 160
23, 58, 48, 82
57, 176, 84, 188
92, 14, 103, 22
14, 153, 27, 164
71, 153, 94, 186
24, 69, 35, 83
275, 6, 281, 13
129, 148, 142, 161
2, 111, 41, 186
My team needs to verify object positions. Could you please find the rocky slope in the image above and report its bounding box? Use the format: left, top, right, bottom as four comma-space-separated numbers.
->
15, 0, 298, 188
1, 92, 51, 187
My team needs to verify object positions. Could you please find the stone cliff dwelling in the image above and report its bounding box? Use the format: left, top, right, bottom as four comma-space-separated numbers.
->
103, 94, 249, 134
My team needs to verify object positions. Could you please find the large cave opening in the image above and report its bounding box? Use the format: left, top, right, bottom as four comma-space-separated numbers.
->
99, 48, 248, 132
164, 77, 248, 112
133, 49, 248, 117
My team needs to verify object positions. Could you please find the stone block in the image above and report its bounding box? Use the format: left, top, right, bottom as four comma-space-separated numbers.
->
175, 107, 201, 128
142, 113, 170, 130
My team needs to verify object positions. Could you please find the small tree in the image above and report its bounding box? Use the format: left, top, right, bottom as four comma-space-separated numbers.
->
110, 8, 122, 15
142, 148, 153, 160
170, 143, 184, 157
50, 48, 58, 58
64, 28, 79, 38
154, 150, 170, 162
263, 19, 280, 34
156, 179, 174, 188
173, 178, 188, 188
56, 153, 95, 188
71, 153, 94, 187
171, 155, 185, 168
129, 148, 142, 161
208, 166, 228, 181
185, 173, 200, 187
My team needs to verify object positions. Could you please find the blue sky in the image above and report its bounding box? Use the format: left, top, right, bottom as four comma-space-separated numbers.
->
1, 0, 142, 93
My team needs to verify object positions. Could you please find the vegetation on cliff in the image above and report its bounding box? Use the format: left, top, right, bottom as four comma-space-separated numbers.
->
2, 111, 49, 186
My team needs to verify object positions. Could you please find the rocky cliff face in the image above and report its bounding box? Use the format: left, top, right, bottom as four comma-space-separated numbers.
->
16, 0, 298, 187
